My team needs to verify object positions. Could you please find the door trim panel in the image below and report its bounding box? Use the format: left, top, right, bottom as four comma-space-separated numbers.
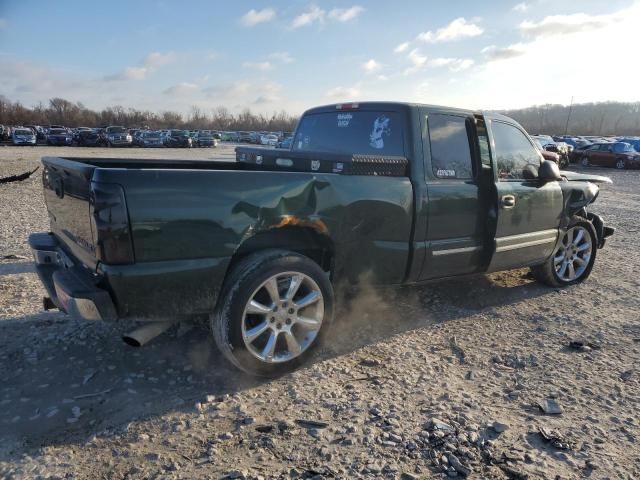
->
432, 245, 482, 256
495, 229, 558, 253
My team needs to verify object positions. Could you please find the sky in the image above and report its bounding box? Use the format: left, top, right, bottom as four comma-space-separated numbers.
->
0, 0, 639, 116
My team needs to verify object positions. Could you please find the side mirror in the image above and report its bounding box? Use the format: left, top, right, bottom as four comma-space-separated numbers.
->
539, 159, 562, 182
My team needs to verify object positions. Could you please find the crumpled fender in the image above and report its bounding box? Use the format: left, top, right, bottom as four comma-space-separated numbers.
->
560, 180, 600, 222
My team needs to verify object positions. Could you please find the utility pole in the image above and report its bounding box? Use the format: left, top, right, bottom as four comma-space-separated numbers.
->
564, 96, 574, 136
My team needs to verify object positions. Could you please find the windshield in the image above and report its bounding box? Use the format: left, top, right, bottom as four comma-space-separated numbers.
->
293, 110, 405, 156
15, 129, 33, 135
49, 129, 67, 135
107, 127, 127, 134
144, 132, 161, 138
171, 130, 187, 136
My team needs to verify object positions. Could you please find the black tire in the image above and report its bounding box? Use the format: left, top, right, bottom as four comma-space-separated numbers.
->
581, 156, 589, 167
615, 158, 626, 170
211, 249, 334, 377
530, 217, 598, 287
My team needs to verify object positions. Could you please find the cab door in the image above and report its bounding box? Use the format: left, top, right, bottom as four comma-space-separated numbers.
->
419, 110, 490, 280
486, 119, 564, 272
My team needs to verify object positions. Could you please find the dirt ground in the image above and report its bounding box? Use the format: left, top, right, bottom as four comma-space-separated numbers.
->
0, 145, 638, 480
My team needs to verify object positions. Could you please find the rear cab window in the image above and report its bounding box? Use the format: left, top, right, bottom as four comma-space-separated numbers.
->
292, 110, 405, 156
426, 114, 474, 180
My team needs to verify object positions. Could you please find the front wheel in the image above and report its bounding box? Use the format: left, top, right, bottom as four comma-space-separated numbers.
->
616, 159, 626, 169
531, 219, 597, 287
212, 250, 334, 376
581, 156, 589, 167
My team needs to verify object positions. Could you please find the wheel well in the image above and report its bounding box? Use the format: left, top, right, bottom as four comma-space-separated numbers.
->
231, 227, 334, 273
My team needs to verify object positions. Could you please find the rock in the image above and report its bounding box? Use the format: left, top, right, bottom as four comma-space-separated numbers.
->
218, 432, 233, 440
429, 418, 453, 432
538, 398, 563, 415
225, 470, 247, 479
465, 371, 476, 380
255, 424, 274, 433
492, 421, 509, 433
360, 358, 381, 367
448, 453, 471, 476
295, 419, 328, 429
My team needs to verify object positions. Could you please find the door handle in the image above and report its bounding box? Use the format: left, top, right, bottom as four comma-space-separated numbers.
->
501, 195, 516, 208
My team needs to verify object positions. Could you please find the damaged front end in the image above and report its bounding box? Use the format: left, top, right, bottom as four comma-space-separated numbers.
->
559, 175, 615, 248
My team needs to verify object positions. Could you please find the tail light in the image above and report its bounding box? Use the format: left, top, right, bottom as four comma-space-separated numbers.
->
90, 182, 135, 265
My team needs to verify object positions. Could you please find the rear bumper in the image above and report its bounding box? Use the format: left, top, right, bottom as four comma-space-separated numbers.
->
28, 232, 117, 321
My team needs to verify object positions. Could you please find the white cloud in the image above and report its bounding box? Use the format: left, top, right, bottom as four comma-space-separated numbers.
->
377, 74, 389, 81
143, 51, 176, 68
394, 42, 410, 54
326, 85, 361, 99
163, 82, 198, 95
362, 58, 382, 74
269, 51, 294, 64
242, 61, 273, 71
428, 57, 474, 71
104, 66, 148, 81
240, 8, 276, 27
403, 48, 428, 75
328, 6, 364, 22
103, 51, 175, 82
291, 5, 325, 28
481, 44, 526, 62
417, 17, 483, 43
512, 2, 529, 13
519, 11, 620, 38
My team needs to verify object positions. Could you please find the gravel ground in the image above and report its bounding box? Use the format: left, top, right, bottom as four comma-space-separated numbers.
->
0, 146, 639, 479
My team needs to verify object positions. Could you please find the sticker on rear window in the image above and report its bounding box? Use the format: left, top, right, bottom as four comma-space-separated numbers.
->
337, 113, 353, 128
437, 169, 456, 178
370, 115, 391, 149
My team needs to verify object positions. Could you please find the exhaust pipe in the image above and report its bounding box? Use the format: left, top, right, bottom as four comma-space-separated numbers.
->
122, 321, 174, 347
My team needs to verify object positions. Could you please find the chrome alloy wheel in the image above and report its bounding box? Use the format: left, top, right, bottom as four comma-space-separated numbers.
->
241, 272, 324, 363
553, 226, 592, 282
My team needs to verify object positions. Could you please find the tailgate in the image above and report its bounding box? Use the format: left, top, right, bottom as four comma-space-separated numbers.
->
42, 157, 98, 269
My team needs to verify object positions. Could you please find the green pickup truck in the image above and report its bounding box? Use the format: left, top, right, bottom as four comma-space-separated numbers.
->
30, 102, 614, 376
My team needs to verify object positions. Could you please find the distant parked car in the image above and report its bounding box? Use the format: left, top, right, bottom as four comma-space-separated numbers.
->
12, 127, 37, 146
277, 136, 293, 149
164, 129, 192, 148
260, 134, 279, 146
578, 142, 640, 169
222, 131, 240, 142
72, 127, 100, 147
25, 125, 46, 141
238, 131, 252, 143
532, 138, 561, 165
139, 131, 164, 148
193, 131, 217, 148
46, 128, 73, 146
99, 126, 133, 147
531, 135, 570, 168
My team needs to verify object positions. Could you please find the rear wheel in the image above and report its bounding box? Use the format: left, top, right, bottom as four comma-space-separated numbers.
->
581, 156, 589, 167
531, 218, 597, 287
212, 250, 334, 376
616, 159, 626, 169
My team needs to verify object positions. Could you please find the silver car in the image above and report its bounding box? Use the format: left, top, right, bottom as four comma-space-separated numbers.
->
12, 127, 37, 146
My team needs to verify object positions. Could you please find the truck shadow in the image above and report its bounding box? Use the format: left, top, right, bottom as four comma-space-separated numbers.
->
0, 268, 552, 458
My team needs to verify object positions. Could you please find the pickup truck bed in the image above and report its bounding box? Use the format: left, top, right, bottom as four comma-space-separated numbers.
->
35, 153, 415, 320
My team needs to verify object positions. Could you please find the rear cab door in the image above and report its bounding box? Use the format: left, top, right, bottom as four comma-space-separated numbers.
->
418, 108, 492, 279
484, 115, 564, 272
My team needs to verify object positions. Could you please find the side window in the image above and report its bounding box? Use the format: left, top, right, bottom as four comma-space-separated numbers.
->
427, 114, 473, 179
475, 117, 491, 167
598, 144, 611, 151
491, 121, 541, 180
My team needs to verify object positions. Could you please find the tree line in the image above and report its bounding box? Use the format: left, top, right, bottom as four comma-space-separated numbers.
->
1, 95, 640, 136
500, 101, 640, 136
0, 96, 299, 132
